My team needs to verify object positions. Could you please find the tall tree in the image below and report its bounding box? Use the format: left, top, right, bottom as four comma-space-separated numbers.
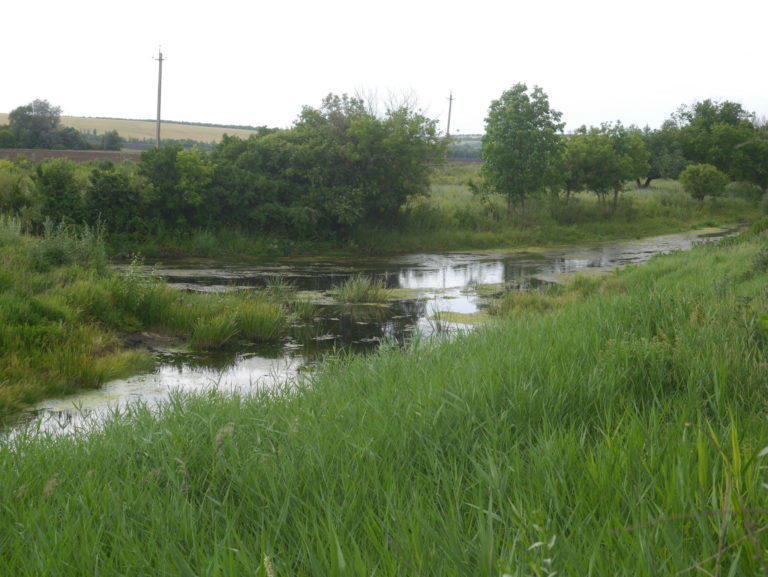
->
480, 84, 564, 211
9, 100, 62, 148
563, 123, 649, 210
638, 122, 687, 187
8, 99, 89, 149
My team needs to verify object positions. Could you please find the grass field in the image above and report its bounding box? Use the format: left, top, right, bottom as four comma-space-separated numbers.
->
0, 113, 262, 142
2, 220, 767, 575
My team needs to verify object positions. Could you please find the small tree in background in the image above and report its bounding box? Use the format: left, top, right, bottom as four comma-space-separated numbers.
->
101, 130, 124, 151
9, 100, 61, 148
481, 83, 564, 212
561, 123, 649, 210
679, 163, 728, 201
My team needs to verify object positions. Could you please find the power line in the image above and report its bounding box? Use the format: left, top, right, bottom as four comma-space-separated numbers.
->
446, 91, 454, 137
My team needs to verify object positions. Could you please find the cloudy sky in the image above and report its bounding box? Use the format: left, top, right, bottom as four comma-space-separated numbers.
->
2, 0, 766, 134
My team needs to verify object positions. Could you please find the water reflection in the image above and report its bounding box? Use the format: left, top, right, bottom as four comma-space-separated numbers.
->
12, 228, 732, 435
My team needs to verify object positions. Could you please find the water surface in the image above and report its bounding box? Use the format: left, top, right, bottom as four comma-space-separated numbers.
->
16, 228, 731, 434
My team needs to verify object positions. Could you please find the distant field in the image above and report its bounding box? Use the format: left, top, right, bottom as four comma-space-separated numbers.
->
0, 113, 262, 142
0, 148, 141, 163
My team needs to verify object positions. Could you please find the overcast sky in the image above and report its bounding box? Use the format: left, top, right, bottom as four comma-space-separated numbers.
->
3, 0, 766, 134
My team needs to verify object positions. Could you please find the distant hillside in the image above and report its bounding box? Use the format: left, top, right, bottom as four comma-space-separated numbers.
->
448, 133, 482, 160
0, 113, 262, 143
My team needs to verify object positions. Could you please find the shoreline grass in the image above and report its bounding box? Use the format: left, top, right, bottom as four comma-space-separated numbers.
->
332, 274, 392, 303
1, 220, 767, 575
0, 223, 290, 416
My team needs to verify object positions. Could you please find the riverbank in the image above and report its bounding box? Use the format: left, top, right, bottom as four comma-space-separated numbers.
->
110, 207, 757, 261
0, 220, 292, 416
3, 219, 767, 575
108, 165, 763, 260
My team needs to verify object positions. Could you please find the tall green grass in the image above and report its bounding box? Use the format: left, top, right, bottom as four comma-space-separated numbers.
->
2, 222, 767, 575
333, 274, 392, 303
0, 230, 290, 415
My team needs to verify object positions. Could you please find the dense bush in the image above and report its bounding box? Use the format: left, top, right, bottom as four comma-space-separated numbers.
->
679, 163, 729, 201
725, 180, 764, 202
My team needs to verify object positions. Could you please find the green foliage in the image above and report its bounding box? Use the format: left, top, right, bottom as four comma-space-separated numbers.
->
8, 99, 90, 150
481, 83, 564, 209
100, 129, 123, 151
0, 125, 16, 148
671, 99, 768, 188
0, 230, 291, 414
639, 122, 688, 183
725, 180, 764, 203
2, 231, 768, 575
333, 274, 392, 303
680, 163, 729, 201
26, 220, 107, 272
561, 123, 649, 209
85, 164, 144, 232
0, 160, 33, 214
140, 144, 212, 228
34, 159, 85, 224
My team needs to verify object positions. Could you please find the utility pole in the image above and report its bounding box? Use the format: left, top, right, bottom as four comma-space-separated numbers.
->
446, 91, 454, 137
154, 48, 164, 148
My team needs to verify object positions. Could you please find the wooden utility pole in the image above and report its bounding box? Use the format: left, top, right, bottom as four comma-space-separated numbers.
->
154, 48, 164, 148
446, 91, 454, 137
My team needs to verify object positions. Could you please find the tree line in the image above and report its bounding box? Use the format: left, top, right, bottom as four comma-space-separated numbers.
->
0, 88, 765, 242
480, 84, 768, 210
0, 100, 123, 151
0, 94, 444, 239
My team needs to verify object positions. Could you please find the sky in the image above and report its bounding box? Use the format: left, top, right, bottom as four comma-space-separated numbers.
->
2, 0, 766, 134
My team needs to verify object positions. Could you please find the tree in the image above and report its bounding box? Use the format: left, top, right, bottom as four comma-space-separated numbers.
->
207, 94, 445, 236
679, 164, 728, 201
8, 99, 89, 149
562, 123, 649, 210
291, 93, 444, 232
638, 123, 687, 187
0, 126, 16, 148
101, 130, 124, 151
609, 124, 649, 206
481, 84, 564, 211
669, 99, 768, 186
34, 159, 84, 223
139, 145, 212, 228
9, 100, 62, 148
86, 165, 144, 231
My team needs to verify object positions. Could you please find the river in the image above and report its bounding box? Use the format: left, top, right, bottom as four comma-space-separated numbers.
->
12, 228, 732, 435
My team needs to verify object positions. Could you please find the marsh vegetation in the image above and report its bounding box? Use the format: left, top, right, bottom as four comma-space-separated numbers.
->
2, 221, 768, 575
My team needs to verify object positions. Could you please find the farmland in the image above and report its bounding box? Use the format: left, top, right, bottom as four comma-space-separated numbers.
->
0, 113, 263, 143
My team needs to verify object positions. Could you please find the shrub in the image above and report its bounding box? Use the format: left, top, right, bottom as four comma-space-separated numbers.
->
679, 164, 728, 201
725, 181, 764, 203
26, 221, 107, 272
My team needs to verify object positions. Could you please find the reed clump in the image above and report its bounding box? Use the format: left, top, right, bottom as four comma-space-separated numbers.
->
333, 274, 392, 303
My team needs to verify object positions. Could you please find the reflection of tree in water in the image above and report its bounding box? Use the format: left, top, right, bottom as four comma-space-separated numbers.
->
397, 261, 505, 290
157, 341, 288, 373
290, 299, 428, 359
